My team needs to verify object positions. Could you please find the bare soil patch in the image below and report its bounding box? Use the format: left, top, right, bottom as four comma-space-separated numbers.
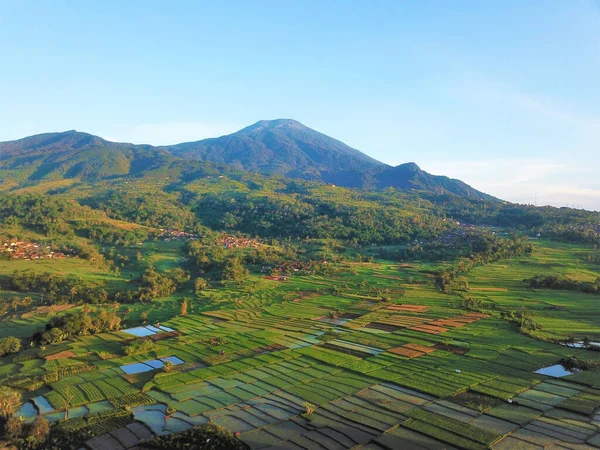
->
434, 343, 469, 355
45, 350, 77, 360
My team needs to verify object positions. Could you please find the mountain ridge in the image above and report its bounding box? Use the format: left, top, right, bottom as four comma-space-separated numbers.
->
0, 120, 495, 200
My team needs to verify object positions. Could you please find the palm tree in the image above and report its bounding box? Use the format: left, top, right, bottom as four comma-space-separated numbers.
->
63, 386, 74, 420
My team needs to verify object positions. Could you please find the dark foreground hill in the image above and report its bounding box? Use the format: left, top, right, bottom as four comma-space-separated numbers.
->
0, 119, 493, 200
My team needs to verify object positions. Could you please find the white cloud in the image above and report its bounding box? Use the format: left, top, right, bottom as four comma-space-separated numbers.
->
101, 121, 243, 146
421, 158, 600, 211
433, 68, 600, 210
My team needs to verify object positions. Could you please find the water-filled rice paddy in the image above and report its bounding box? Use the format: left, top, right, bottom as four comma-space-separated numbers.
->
535, 364, 578, 378
121, 356, 185, 374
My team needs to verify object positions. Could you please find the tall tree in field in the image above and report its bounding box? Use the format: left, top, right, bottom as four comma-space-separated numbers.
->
70, 287, 78, 303
195, 277, 207, 294
180, 298, 189, 316
63, 385, 74, 420
163, 360, 174, 373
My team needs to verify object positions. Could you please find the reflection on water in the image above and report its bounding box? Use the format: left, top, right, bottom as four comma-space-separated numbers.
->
534, 364, 578, 378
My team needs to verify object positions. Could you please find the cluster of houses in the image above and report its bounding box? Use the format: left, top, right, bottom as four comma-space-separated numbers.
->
262, 260, 328, 276
220, 235, 260, 249
158, 229, 198, 242
1, 241, 70, 260
432, 225, 489, 248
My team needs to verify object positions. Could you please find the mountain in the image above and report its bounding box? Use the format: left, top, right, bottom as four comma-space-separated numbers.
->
376, 162, 489, 198
168, 119, 384, 188
0, 130, 172, 180
0, 120, 494, 200
168, 119, 493, 199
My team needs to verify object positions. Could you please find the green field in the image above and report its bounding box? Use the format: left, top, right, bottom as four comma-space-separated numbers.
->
1, 236, 600, 449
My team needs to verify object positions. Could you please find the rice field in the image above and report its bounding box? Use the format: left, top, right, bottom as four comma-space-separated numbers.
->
3, 239, 600, 448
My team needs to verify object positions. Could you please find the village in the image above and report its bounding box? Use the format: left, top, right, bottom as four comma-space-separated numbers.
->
158, 229, 199, 241
1, 241, 70, 261
220, 235, 260, 249
432, 224, 490, 248
260, 260, 329, 281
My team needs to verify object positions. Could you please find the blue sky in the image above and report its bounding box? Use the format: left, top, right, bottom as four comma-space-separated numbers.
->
1, 1, 598, 209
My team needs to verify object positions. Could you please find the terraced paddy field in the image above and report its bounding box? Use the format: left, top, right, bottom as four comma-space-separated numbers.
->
2, 239, 600, 449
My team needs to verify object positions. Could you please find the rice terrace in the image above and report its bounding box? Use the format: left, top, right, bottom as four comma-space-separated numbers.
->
0, 2, 599, 447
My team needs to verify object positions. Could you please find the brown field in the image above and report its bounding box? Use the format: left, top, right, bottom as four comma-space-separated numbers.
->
388, 342, 436, 358
378, 315, 428, 327
388, 346, 424, 358
434, 343, 470, 355
408, 324, 448, 334
387, 304, 429, 313
428, 319, 467, 328
403, 343, 436, 354
45, 350, 77, 360
22, 304, 74, 318
149, 331, 181, 341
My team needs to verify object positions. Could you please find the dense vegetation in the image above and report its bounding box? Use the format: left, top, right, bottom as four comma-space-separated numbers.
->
8, 271, 109, 304
34, 310, 121, 344
528, 274, 600, 294
433, 233, 533, 292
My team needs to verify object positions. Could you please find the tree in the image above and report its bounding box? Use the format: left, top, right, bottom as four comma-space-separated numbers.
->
0, 336, 21, 356
0, 387, 21, 417
194, 277, 207, 294
163, 360, 175, 373
41, 327, 64, 344
21, 296, 33, 309
69, 286, 78, 303
221, 257, 249, 282
170, 268, 190, 284
303, 401, 317, 415
10, 296, 20, 312
63, 385, 74, 420
26, 415, 49, 446
180, 298, 189, 316
4, 416, 24, 440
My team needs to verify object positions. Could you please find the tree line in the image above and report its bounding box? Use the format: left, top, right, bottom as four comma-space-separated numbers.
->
528, 274, 600, 295
434, 233, 533, 292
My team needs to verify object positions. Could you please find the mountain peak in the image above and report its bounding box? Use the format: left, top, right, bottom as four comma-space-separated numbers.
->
398, 162, 421, 171
236, 119, 306, 134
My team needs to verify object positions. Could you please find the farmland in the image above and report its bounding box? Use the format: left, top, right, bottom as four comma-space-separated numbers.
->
1, 234, 600, 449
